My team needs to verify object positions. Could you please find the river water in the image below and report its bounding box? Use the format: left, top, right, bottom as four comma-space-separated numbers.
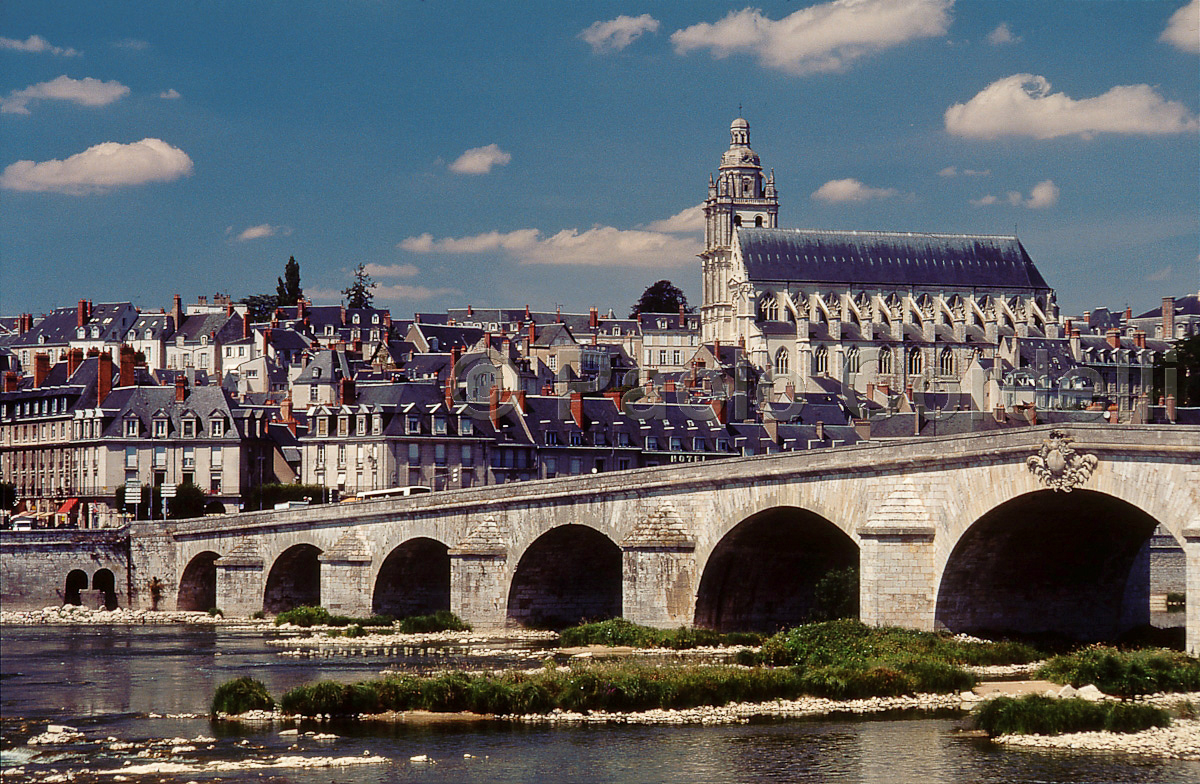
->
2, 624, 1198, 783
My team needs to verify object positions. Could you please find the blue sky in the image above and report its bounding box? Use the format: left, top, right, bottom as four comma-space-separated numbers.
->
1, 0, 1196, 321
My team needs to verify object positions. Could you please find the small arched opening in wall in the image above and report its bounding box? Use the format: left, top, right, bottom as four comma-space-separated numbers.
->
695, 507, 858, 633
935, 490, 1163, 643
177, 551, 220, 612
507, 525, 621, 630
263, 544, 322, 615
372, 538, 450, 619
92, 569, 118, 610
64, 569, 88, 606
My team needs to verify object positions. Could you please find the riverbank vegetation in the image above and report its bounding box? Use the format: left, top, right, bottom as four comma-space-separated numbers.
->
1037, 646, 1200, 698
272, 606, 470, 634
211, 676, 274, 716
559, 618, 762, 649
974, 695, 1171, 736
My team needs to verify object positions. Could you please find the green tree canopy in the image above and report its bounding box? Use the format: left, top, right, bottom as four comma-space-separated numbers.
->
1154, 334, 1200, 406
276, 256, 303, 306
630, 280, 692, 318
343, 263, 377, 309
240, 293, 278, 325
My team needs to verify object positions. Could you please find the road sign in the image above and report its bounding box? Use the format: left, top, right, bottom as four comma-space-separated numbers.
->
161, 484, 178, 498
125, 485, 143, 505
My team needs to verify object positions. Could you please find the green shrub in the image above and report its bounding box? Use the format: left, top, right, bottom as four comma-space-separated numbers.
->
1038, 646, 1200, 698
274, 605, 331, 627
211, 677, 274, 716
206, 607, 224, 618
810, 566, 859, 621
281, 681, 350, 715
974, 695, 1170, 736
559, 618, 763, 650
395, 610, 470, 634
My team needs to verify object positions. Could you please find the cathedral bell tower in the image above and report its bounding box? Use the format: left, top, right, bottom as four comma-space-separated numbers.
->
700, 116, 778, 343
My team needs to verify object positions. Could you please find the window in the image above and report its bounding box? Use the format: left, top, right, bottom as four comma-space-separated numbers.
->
548, 354, 558, 372
659, 350, 668, 364
814, 345, 829, 376
338, 417, 349, 437
154, 446, 166, 468
357, 415, 367, 434
774, 348, 789, 376
372, 414, 382, 435
181, 418, 196, 438
569, 457, 582, 475
616, 431, 630, 447
125, 446, 137, 468
907, 347, 923, 376
670, 437, 683, 451
544, 457, 557, 478
407, 414, 420, 434
309, 385, 319, 402
846, 346, 860, 374
569, 431, 583, 446
461, 444, 473, 466
459, 418, 473, 436
433, 416, 446, 434
940, 347, 955, 376
545, 431, 560, 446
408, 443, 420, 464
211, 445, 223, 467
183, 446, 195, 469
693, 438, 706, 451
317, 444, 326, 466
124, 417, 138, 437
337, 444, 346, 466
646, 436, 659, 451
210, 418, 225, 437
761, 297, 779, 321
672, 350, 681, 366
316, 417, 329, 437
715, 438, 729, 452
434, 443, 446, 466
878, 347, 893, 375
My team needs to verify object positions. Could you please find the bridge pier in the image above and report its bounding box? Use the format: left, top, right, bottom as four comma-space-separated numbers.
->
449, 551, 508, 630
621, 545, 697, 629
858, 526, 937, 631
214, 548, 264, 617
1185, 525, 1200, 656
319, 532, 373, 618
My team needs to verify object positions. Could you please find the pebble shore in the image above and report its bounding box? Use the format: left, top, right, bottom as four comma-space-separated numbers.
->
0, 605, 272, 626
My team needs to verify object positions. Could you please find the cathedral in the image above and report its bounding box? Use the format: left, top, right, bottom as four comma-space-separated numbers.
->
700, 117, 1059, 404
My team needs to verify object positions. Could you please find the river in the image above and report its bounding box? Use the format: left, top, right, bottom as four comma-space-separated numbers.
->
2, 624, 1197, 783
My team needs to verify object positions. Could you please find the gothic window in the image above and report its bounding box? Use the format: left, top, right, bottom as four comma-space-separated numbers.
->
760, 296, 779, 322
846, 346, 860, 374
814, 345, 829, 376
939, 347, 955, 376
908, 347, 924, 376
879, 347, 894, 375
774, 347, 789, 377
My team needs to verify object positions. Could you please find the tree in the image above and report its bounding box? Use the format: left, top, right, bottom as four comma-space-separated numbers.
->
1154, 334, 1200, 406
240, 293, 278, 325
343, 263, 377, 309
630, 280, 692, 318
276, 256, 303, 306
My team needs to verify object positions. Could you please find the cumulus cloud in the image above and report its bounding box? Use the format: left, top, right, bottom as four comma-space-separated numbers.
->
448, 143, 512, 174
986, 22, 1021, 46
643, 203, 706, 233
363, 263, 420, 278
1, 138, 194, 194
398, 210, 703, 268
971, 179, 1059, 209
671, 0, 951, 75
113, 38, 150, 51
945, 74, 1199, 139
0, 34, 79, 56
811, 178, 898, 203
159, 88, 181, 100
1161, 0, 1199, 53
234, 224, 291, 242
580, 14, 660, 52
2, 75, 130, 115
374, 283, 462, 302
938, 166, 990, 177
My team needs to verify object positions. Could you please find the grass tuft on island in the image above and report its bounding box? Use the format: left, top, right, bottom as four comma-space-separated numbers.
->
559, 618, 763, 650
1037, 646, 1200, 698
272, 606, 470, 634
974, 694, 1171, 737
211, 676, 274, 717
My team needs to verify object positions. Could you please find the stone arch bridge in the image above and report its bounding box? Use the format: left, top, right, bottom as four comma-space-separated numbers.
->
127, 424, 1199, 651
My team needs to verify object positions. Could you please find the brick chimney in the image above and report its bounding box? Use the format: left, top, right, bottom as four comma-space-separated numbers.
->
569, 391, 584, 429
466, 304, 473, 317
444, 377, 455, 410
174, 374, 187, 403
226, 302, 234, 318
97, 352, 113, 404
18, 313, 31, 334
76, 299, 89, 328
1133, 330, 1146, 349
527, 322, 536, 345
589, 306, 598, 329
1070, 328, 1082, 361
604, 390, 623, 408
170, 294, 182, 331
2, 371, 17, 393
66, 347, 83, 378
524, 304, 531, 320
710, 397, 727, 424
262, 327, 272, 356
1162, 297, 1175, 340
489, 385, 501, 428
33, 352, 50, 388
119, 344, 135, 387
1124, 306, 1132, 322
242, 314, 251, 340
678, 304, 686, 328
339, 377, 355, 405
297, 299, 306, 321
1106, 328, 1121, 349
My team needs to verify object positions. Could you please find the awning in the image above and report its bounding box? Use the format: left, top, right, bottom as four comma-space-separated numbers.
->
56, 498, 79, 515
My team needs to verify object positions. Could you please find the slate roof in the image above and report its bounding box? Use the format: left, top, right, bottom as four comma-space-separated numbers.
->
1134, 293, 1200, 320
736, 228, 1051, 291
126, 312, 174, 340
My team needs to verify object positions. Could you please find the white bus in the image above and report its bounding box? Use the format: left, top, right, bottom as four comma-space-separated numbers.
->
345, 486, 433, 503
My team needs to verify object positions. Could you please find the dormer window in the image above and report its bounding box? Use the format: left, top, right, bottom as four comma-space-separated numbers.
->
91, 326, 99, 339
312, 367, 322, 378
337, 416, 349, 437
460, 417, 473, 436
371, 314, 379, 324
181, 417, 197, 438
356, 414, 367, 434
210, 417, 225, 437
407, 414, 420, 434
433, 416, 447, 434
123, 417, 139, 437
352, 314, 360, 324
316, 417, 329, 437
153, 418, 168, 438
372, 414, 382, 435
200, 334, 209, 346
145, 329, 153, 340
76, 328, 86, 339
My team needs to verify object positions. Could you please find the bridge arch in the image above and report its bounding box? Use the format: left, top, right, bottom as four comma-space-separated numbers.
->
177, 551, 220, 612
93, 569, 118, 610
64, 569, 88, 606
935, 489, 1162, 641
695, 505, 859, 632
507, 524, 622, 629
372, 537, 451, 618
263, 543, 322, 614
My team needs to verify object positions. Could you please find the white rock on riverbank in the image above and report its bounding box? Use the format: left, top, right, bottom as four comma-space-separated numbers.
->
0, 605, 272, 626
997, 718, 1200, 760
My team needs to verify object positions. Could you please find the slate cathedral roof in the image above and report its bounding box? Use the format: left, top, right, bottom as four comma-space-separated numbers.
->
736, 228, 1051, 291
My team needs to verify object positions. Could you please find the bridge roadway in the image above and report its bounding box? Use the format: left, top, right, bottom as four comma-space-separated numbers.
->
19, 423, 1200, 651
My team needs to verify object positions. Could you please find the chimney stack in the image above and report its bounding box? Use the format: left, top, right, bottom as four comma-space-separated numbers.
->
119, 344, 135, 387
2, 371, 17, 393
570, 391, 584, 429
226, 302, 234, 318
33, 352, 50, 388
1070, 328, 1082, 360
678, 304, 686, 328
66, 347, 83, 378
1106, 328, 1121, 349
1133, 330, 1146, 349
710, 397, 727, 424
524, 304, 531, 320
527, 322, 536, 345
242, 314, 250, 340
1162, 297, 1175, 340
466, 304, 473, 317
18, 313, 31, 334
444, 377, 455, 410
339, 377, 355, 405
174, 374, 187, 403
263, 327, 272, 356
589, 306, 598, 330
170, 294, 182, 331
815, 420, 825, 441
76, 299, 89, 328
97, 352, 113, 404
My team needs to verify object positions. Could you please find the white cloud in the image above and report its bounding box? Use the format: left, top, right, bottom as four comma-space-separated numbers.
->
398, 209, 703, 268
1146, 265, 1174, 282
945, 74, 1199, 139
159, 88, 181, 100
0, 138, 194, 194
235, 224, 289, 241
986, 22, 1021, 46
811, 178, 898, 203
580, 14, 660, 52
0, 34, 78, 57
1161, 0, 1199, 53
363, 263, 420, 278
2, 75, 130, 115
448, 143, 512, 175
939, 166, 990, 177
374, 283, 462, 302
643, 203, 705, 233
670, 0, 951, 75
971, 179, 1059, 209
